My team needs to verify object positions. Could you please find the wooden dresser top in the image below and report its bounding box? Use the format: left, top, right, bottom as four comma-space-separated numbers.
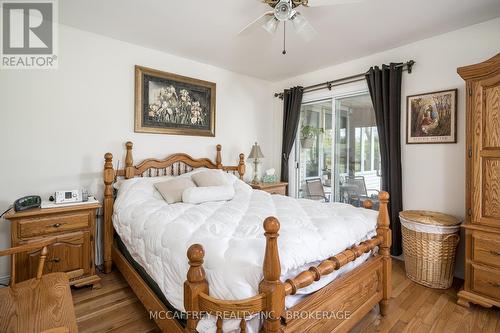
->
4, 202, 101, 220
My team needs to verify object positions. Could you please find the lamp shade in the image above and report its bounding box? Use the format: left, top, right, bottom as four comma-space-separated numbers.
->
248, 142, 265, 159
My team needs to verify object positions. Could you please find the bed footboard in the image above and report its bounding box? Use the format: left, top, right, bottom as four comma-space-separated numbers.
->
283, 256, 384, 332
184, 192, 392, 333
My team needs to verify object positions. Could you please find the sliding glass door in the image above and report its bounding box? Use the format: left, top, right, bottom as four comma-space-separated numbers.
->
295, 91, 381, 209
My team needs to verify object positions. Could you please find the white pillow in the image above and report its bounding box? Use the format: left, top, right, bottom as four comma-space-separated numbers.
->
191, 169, 229, 187
182, 185, 235, 204
155, 177, 196, 204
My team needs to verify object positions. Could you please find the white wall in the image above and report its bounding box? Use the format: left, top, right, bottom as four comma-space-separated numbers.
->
271, 18, 500, 278
0, 24, 274, 280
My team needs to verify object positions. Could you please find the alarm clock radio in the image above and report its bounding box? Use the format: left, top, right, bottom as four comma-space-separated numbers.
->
14, 195, 41, 212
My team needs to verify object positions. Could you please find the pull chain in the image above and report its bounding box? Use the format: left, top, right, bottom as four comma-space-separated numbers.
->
282, 21, 287, 55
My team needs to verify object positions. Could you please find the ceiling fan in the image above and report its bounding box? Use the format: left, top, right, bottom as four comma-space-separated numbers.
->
239, 0, 363, 54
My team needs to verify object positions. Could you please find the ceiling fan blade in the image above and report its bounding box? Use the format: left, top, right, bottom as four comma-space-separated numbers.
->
306, 0, 364, 7
291, 12, 317, 42
238, 11, 274, 36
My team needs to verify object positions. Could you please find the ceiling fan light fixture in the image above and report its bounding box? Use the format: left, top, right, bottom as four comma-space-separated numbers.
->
291, 12, 317, 41
274, 0, 294, 21
262, 16, 279, 34
290, 12, 307, 31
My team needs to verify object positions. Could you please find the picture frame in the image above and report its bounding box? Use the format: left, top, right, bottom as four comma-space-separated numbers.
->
134, 65, 216, 137
406, 89, 457, 144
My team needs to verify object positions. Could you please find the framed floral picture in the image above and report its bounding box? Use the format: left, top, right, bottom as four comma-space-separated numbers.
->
134, 65, 216, 136
406, 89, 457, 144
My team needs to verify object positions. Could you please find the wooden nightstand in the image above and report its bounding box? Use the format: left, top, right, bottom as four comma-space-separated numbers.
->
4, 202, 101, 288
249, 182, 288, 195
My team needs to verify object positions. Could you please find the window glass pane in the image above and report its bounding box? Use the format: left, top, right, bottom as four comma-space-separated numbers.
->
373, 127, 380, 173
355, 127, 361, 172
363, 127, 371, 171
339, 127, 347, 174
296, 100, 331, 198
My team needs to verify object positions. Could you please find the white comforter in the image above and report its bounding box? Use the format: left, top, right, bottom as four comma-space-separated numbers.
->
113, 171, 378, 333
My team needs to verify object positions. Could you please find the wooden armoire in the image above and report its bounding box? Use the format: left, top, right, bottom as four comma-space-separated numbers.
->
457, 53, 500, 308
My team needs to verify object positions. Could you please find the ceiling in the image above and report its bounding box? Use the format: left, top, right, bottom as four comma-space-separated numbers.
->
60, 0, 500, 81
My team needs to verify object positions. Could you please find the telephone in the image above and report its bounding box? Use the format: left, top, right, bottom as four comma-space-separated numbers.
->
14, 195, 41, 212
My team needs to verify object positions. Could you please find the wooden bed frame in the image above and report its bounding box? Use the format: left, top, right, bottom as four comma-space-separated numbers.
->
102, 141, 392, 333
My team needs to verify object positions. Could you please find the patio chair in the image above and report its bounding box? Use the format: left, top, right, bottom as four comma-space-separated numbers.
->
304, 178, 330, 202
343, 175, 380, 209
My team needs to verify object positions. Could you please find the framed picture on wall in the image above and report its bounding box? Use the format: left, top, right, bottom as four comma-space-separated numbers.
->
135, 65, 216, 137
406, 89, 457, 144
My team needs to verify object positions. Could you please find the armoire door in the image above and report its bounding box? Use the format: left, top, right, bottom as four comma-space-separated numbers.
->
470, 73, 500, 228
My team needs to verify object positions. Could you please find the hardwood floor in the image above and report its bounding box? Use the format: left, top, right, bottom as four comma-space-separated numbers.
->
72, 260, 499, 333
71, 269, 159, 333
350, 260, 499, 333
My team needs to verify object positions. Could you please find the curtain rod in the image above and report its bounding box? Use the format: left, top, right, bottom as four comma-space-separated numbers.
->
274, 60, 415, 99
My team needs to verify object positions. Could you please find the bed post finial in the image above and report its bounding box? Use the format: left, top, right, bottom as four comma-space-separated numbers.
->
103, 152, 115, 273
104, 153, 113, 168
184, 244, 209, 333
259, 217, 285, 333
238, 153, 245, 180
377, 191, 391, 316
125, 141, 134, 179
216, 144, 222, 168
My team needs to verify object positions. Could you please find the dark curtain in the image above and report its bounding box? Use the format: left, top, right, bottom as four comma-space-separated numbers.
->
365, 63, 403, 255
280, 87, 303, 186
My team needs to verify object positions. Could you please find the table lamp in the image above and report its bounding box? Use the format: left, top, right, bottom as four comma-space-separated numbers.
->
248, 142, 264, 184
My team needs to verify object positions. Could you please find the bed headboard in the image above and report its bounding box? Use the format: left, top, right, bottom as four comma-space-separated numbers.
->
102, 141, 246, 273
111, 141, 245, 180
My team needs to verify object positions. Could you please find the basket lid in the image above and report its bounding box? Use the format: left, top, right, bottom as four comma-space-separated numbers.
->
399, 210, 460, 226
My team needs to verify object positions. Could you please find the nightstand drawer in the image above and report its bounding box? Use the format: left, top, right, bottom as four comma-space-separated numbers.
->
472, 232, 500, 268
18, 211, 91, 238
471, 264, 500, 300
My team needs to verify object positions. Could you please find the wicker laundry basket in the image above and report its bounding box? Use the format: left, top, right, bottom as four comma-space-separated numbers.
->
400, 210, 461, 289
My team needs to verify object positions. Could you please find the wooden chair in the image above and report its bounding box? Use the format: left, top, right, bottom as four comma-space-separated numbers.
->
0, 238, 78, 333
304, 178, 330, 202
